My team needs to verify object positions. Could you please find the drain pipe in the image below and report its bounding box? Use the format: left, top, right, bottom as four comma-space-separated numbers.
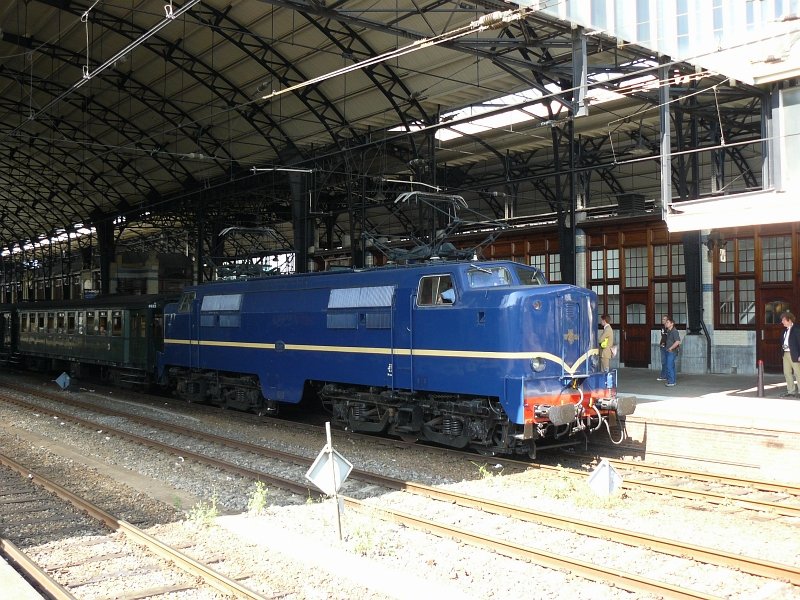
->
699, 319, 712, 373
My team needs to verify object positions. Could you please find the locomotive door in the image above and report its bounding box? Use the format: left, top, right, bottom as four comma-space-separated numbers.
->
622, 299, 649, 368
759, 297, 792, 373
389, 290, 412, 391
190, 296, 200, 369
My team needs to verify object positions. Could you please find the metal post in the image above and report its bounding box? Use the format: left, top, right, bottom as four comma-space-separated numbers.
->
757, 359, 764, 397
326, 422, 343, 541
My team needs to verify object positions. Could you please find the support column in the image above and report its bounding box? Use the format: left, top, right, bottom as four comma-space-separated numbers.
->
574, 227, 587, 288
700, 229, 716, 371
95, 220, 115, 296
289, 170, 310, 273
658, 57, 672, 218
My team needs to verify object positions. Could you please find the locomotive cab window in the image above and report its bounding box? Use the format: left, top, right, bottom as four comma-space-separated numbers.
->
515, 265, 546, 286
467, 266, 511, 288
418, 275, 456, 306
178, 291, 196, 313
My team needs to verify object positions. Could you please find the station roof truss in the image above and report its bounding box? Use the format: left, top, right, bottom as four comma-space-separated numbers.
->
0, 0, 765, 269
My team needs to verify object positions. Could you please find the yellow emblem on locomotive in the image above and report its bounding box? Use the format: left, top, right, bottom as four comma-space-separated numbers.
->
563, 329, 579, 344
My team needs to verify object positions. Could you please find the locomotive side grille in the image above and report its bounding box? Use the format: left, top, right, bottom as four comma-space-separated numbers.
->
564, 302, 577, 320
559, 295, 584, 375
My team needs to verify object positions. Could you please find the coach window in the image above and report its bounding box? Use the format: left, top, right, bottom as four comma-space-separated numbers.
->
417, 275, 455, 306
37, 313, 45, 332
56, 312, 65, 333
86, 311, 96, 334
20, 314, 27, 333
47, 312, 55, 333
67, 312, 76, 334
77, 312, 85, 335
111, 311, 123, 336
98, 312, 108, 335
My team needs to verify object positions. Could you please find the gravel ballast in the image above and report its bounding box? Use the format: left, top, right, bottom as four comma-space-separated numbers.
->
0, 386, 798, 599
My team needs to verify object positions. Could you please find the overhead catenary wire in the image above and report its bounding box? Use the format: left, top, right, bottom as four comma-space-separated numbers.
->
0, 0, 202, 149
48, 4, 793, 171
0, 1, 791, 240
260, 9, 527, 102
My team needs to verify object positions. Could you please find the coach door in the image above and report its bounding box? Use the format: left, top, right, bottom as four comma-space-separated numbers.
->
622, 300, 649, 368
0, 312, 9, 361
176, 291, 200, 369
759, 298, 792, 373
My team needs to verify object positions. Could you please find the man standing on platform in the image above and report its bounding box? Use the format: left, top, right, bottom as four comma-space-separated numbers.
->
779, 311, 800, 398
599, 314, 613, 372
663, 317, 681, 387
657, 315, 668, 382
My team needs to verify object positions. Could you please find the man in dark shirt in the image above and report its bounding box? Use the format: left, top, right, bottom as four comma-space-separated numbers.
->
657, 315, 668, 381
779, 311, 800, 397
663, 317, 681, 387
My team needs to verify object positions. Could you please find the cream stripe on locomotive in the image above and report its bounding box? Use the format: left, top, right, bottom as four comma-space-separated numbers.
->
164, 338, 599, 375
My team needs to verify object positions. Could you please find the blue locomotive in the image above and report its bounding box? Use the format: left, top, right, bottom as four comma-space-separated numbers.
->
159, 260, 634, 457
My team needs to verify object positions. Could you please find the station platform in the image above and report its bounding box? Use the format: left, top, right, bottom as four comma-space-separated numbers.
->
0, 553, 44, 600
606, 368, 800, 484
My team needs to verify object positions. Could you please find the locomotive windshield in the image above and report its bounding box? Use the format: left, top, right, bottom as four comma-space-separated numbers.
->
467, 265, 546, 288
467, 266, 512, 288
514, 265, 546, 286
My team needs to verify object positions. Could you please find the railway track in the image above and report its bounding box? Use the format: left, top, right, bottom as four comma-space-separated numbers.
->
0, 383, 797, 599
6, 377, 800, 517
0, 452, 266, 600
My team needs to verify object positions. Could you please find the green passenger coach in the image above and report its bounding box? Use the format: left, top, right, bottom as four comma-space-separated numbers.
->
14, 295, 173, 385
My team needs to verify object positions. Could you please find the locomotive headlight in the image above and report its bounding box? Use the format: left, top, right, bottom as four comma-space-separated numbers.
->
530, 357, 546, 372
532, 300, 542, 311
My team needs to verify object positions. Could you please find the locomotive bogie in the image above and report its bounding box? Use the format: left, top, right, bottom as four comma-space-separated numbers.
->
169, 367, 277, 413
322, 382, 537, 454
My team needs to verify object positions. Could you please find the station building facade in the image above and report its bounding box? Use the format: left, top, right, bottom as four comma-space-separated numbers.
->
484, 217, 798, 376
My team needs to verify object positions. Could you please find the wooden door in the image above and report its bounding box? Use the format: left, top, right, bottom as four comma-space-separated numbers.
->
759, 296, 793, 373
622, 299, 650, 368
